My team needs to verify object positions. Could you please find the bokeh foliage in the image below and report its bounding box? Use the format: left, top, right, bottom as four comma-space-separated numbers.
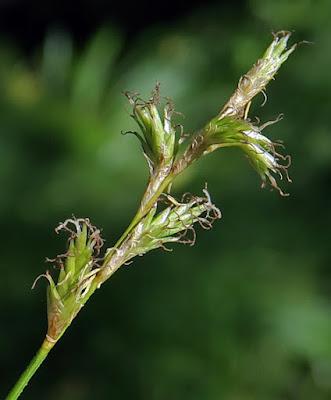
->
1, 1, 331, 399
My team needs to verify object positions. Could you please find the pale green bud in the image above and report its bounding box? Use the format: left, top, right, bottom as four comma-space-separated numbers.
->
35, 218, 104, 342
127, 188, 221, 257
219, 31, 296, 119
204, 116, 291, 195
125, 85, 176, 173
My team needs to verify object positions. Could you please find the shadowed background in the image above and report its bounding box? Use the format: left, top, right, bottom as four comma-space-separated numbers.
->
1, 0, 331, 399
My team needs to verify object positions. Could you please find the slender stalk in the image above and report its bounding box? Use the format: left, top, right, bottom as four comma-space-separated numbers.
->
6, 339, 55, 400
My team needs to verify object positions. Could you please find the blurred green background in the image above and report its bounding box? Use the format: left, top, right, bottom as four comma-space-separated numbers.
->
1, 0, 331, 399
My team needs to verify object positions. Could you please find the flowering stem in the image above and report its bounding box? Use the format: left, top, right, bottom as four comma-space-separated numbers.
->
6, 339, 55, 400
5, 31, 297, 400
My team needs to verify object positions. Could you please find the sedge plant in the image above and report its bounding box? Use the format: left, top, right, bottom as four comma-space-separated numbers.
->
6, 31, 297, 399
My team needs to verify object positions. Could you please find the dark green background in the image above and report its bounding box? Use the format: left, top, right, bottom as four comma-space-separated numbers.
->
1, 0, 331, 398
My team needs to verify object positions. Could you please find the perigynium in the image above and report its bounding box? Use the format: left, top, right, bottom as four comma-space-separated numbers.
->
6, 31, 297, 399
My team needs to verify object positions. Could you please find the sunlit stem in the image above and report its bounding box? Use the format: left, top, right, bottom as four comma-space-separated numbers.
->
5, 339, 55, 400
103, 171, 173, 267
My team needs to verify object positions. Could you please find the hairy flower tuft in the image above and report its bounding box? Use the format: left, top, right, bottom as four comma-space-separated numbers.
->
204, 115, 291, 195
219, 31, 296, 119
34, 218, 104, 342
126, 187, 221, 257
125, 84, 177, 173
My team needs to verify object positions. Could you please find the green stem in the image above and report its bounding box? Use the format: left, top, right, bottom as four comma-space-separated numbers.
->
103, 172, 173, 266
6, 339, 55, 400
